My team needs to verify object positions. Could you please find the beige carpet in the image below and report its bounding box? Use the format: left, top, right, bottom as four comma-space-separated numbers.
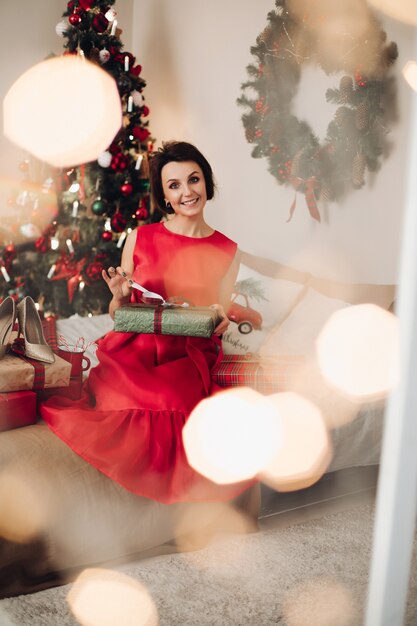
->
0, 504, 416, 626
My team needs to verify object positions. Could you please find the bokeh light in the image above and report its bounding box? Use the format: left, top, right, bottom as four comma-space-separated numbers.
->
283, 577, 357, 626
316, 304, 399, 400
403, 60, 417, 92
67, 568, 158, 626
0, 469, 45, 543
260, 392, 331, 492
173, 501, 257, 553
3, 56, 122, 167
368, 0, 417, 26
183, 387, 282, 485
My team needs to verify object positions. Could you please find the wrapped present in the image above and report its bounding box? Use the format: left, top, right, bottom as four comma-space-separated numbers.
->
211, 353, 305, 394
114, 303, 222, 338
41, 375, 83, 401
0, 390, 37, 432
0, 352, 71, 393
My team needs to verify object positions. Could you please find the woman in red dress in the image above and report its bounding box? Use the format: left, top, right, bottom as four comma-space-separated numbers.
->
40, 141, 254, 504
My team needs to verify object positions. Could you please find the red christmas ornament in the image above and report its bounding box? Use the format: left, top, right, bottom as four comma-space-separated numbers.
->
3, 244, 16, 270
132, 127, 150, 142
141, 105, 150, 117
79, 0, 94, 9
101, 231, 113, 242
85, 259, 104, 281
110, 154, 129, 171
135, 207, 148, 221
120, 182, 133, 196
110, 213, 127, 233
69, 11, 83, 26
131, 65, 142, 77
92, 13, 109, 33
35, 236, 49, 253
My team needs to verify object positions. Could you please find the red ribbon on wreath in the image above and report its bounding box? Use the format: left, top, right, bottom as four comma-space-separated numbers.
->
287, 176, 321, 223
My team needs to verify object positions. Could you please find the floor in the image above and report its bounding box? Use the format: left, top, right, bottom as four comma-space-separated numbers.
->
259, 465, 379, 531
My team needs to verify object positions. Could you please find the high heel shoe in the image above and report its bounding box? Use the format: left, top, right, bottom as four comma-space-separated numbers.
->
16, 296, 55, 364
0, 296, 16, 360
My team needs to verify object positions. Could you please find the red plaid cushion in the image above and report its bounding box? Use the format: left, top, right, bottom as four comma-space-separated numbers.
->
212, 353, 304, 394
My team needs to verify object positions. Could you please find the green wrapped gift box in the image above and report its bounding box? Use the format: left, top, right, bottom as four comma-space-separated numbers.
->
114, 303, 222, 338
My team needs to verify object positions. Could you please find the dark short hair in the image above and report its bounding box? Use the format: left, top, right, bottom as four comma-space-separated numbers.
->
149, 141, 216, 212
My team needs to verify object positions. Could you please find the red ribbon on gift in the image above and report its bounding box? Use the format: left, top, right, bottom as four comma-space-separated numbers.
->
287, 176, 321, 223
11, 339, 46, 391
153, 306, 163, 334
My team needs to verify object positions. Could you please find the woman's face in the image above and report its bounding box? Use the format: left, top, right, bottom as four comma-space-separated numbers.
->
161, 161, 207, 217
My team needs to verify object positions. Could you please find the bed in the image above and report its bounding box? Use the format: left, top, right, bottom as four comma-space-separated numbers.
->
0, 252, 396, 598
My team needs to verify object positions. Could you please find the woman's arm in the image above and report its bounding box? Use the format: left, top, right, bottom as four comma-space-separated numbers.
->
102, 229, 137, 319
212, 249, 241, 336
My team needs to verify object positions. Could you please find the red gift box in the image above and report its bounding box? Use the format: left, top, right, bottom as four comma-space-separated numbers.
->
41, 376, 83, 401
0, 390, 37, 432
211, 353, 305, 394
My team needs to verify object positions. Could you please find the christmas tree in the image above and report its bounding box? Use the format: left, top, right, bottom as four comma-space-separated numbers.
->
0, 0, 157, 317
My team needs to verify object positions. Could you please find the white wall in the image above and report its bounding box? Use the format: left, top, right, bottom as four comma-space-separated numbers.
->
132, 0, 415, 284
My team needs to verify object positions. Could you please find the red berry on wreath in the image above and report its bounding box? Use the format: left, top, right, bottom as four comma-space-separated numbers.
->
255, 129, 263, 138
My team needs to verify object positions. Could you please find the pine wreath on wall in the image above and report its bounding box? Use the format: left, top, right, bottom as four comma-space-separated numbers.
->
237, 0, 398, 222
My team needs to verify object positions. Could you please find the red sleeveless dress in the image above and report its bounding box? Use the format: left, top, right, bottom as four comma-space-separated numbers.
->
40, 223, 253, 503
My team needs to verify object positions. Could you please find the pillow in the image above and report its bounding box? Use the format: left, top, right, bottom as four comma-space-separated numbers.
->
222, 264, 306, 355
260, 287, 351, 357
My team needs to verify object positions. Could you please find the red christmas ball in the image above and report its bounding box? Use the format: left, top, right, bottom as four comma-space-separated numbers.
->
101, 231, 113, 242
69, 12, 83, 26
92, 13, 109, 33
110, 213, 127, 233
132, 127, 150, 142
120, 182, 133, 196
141, 105, 150, 117
135, 207, 148, 221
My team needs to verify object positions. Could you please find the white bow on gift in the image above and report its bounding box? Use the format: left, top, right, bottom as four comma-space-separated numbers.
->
128, 280, 190, 308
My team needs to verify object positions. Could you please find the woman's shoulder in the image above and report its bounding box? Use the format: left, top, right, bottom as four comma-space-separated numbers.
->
212, 229, 238, 250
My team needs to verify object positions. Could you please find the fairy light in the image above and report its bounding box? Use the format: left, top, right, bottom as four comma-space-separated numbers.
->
72, 200, 79, 217
117, 232, 127, 248
124, 55, 129, 72
104, 219, 112, 231
50, 237, 59, 250
135, 154, 144, 170
47, 264, 56, 279
127, 95, 133, 112
110, 19, 118, 35
79, 280, 86, 291
66, 238, 75, 254
69, 182, 80, 193
0, 267, 11, 282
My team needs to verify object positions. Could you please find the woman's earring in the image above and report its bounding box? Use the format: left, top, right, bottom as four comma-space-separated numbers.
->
165, 201, 174, 214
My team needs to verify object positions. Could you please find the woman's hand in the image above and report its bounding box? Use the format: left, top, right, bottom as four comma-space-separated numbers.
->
210, 304, 230, 336
102, 266, 132, 301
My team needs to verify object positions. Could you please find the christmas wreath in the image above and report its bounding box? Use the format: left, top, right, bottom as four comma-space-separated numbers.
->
237, 0, 398, 222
